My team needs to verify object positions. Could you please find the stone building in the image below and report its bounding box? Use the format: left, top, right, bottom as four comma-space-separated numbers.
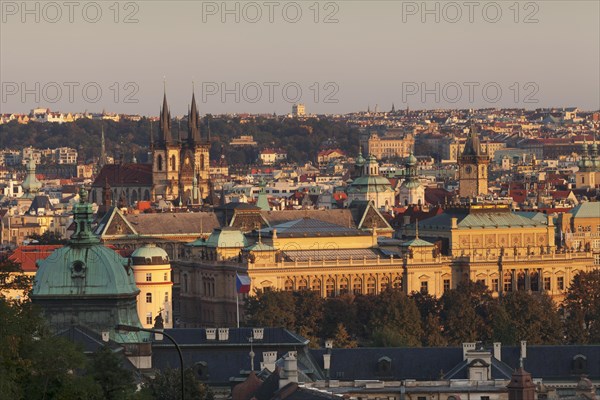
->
458, 128, 490, 198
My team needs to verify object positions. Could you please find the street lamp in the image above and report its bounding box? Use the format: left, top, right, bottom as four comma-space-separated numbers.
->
116, 324, 185, 400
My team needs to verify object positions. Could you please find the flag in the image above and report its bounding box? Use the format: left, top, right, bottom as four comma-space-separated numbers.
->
236, 273, 251, 294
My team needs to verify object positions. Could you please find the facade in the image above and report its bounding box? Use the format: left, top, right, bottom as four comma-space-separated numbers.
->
401, 204, 597, 300
151, 91, 211, 203
458, 129, 490, 198
131, 244, 174, 329
362, 131, 414, 160
292, 103, 306, 117
558, 202, 600, 266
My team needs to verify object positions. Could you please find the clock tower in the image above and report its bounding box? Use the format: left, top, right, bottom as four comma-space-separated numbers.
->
458, 127, 489, 198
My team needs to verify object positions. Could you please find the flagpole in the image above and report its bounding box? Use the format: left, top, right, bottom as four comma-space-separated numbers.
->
236, 292, 240, 328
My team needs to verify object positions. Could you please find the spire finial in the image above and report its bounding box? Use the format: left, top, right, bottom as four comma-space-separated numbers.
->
163, 76, 166, 94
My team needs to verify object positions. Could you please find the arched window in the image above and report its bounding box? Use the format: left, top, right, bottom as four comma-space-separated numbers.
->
146, 292, 152, 303
353, 277, 362, 295
297, 279, 308, 291
284, 279, 294, 291
380, 276, 390, 291
503, 271, 513, 292
326, 278, 335, 297
339, 277, 349, 295
367, 276, 376, 294
311, 278, 321, 293
157, 154, 163, 171
170, 155, 176, 171
393, 276, 402, 290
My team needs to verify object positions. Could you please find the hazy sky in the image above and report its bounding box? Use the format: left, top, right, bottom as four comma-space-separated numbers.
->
1, 1, 599, 115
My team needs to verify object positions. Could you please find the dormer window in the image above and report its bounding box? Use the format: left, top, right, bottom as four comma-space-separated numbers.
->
572, 354, 587, 374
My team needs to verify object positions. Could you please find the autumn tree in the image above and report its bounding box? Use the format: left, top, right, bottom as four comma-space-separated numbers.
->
369, 289, 423, 347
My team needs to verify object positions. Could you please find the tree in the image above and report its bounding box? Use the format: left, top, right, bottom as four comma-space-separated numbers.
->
88, 346, 137, 400
0, 256, 32, 299
440, 281, 493, 345
244, 289, 296, 329
141, 368, 213, 400
369, 289, 423, 347
563, 270, 600, 344
410, 292, 447, 346
331, 323, 358, 348
292, 291, 325, 347
494, 291, 562, 345
27, 230, 68, 245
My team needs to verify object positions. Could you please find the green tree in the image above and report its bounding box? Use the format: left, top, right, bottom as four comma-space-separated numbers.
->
440, 281, 493, 345
369, 289, 423, 347
0, 257, 32, 299
494, 291, 562, 345
88, 346, 137, 400
244, 289, 296, 329
141, 368, 213, 400
27, 231, 68, 245
563, 270, 600, 344
292, 291, 325, 347
409, 292, 447, 346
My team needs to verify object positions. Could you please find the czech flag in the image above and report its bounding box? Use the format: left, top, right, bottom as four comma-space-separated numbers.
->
236, 273, 251, 294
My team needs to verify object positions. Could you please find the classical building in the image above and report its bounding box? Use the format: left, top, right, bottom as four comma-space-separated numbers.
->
31, 189, 151, 368
458, 129, 490, 198
346, 154, 395, 210
401, 203, 597, 300
131, 244, 173, 329
558, 202, 600, 265
361, 131, 414, 160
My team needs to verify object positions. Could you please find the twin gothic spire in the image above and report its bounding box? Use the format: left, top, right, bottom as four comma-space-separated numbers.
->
157, 86, 207, 146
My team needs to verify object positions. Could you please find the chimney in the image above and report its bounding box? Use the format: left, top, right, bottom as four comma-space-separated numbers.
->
463, 342, 476, 360
279, 351, 298, 389
325, 339, 334, 349
206, 328, 216, 340
520, 340, 527, 360
261, 351, 277, 372
253, 328, 264, 340
218, 328, 229, 341
493, 342, 501, 361
451, 217, 458, 229
323, 353, 331, 370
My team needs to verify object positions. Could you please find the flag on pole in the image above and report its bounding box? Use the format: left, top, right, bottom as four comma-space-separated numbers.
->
236, 273, 251, 294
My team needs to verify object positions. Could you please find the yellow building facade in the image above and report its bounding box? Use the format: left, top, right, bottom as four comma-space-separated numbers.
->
131, 244, 174, 329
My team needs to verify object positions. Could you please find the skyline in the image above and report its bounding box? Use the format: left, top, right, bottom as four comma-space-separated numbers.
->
1, 1, 599, 115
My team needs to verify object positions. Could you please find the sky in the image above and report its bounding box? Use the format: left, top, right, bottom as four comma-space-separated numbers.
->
1, 1, 599, 116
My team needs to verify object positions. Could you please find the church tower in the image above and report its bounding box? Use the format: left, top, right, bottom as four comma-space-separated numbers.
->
399, 152, 425, 206
186, 91, 210, 201
152, 90, 180, 200
458, 127, 489, 199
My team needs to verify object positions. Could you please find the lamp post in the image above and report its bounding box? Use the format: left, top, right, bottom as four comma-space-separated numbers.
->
116, 324, 185, 400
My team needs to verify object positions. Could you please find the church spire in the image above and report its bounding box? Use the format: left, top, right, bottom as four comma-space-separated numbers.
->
159, 85, 173, 145
100, 124, 106, 167
188, 89, 201, 144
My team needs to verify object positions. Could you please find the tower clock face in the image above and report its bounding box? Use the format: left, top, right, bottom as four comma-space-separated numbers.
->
465, 166, 472, 174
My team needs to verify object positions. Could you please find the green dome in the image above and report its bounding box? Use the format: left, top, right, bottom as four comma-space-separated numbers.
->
31, 188, 146, 344
131, 244, 169, 265
347, 176, 394, 193
205, 228, 248, 248
34, 245, 137, 297
407, 152, 417, 166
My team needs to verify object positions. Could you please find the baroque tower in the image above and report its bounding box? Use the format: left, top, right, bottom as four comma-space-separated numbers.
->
458, 127, 489, 198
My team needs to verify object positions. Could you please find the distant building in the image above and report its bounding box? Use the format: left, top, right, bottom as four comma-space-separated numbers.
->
317, 149, 345, 168
259, 148, 286, 165
362, 131, 414, 160
230, 135, 257, 146
292, 103, 306, 117
458, 128, 490, 198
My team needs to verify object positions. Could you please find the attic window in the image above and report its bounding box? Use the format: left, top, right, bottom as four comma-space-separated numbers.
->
572, 354, 587, 374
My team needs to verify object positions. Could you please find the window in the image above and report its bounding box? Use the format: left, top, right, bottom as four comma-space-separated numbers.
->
504, 273, 513, 292
443, 279, 450, 292
481, 397, 490, 400
326, 278, 335, 297
339, 278, 348, 295
557, 276, 565, 291
544, 277, 551, 291
593, 239, 600, 250
146, 313, 152, 325
420, 281, 428, 295
594, 254, 600, 266
284, 279, 294, 291
164, 292, 169, 303
146, 273, 152, 282
353, 278, 362, 295
146, 293, 152, 303
491, 278, 499, 292
366, 277, 376, 295
164, 272, 168, 281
